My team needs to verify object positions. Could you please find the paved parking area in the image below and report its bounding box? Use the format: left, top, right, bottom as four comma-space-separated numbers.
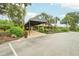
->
0, 32, 79, 56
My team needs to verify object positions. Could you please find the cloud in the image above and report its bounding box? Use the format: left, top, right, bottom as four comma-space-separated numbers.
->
25, 12, 38, 22
60, 3, 79, 9
27, 12, 38, 18
50, 3, 79, 9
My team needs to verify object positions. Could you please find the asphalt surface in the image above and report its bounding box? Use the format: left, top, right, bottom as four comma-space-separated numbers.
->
0, 32, 79, 56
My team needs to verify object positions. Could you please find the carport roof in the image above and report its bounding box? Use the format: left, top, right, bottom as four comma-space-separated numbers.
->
25, 15, 47, 26
29, 16, 47, 23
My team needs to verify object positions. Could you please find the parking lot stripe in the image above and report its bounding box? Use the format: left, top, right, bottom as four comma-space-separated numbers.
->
8, 43, 18, 56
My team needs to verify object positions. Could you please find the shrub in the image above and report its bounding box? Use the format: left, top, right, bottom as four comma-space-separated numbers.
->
54, 28, 62, 32
60, 27, 68, 32
37, 26, 53, 33
38, 26, 44, 32
0, 20, 14, 31
34, 25, 69, 34
75, 27, 79, 32
56, 27, 69, 32
8, 26, 24, 37
44, 29, 49, 33
0, 25, 11, 31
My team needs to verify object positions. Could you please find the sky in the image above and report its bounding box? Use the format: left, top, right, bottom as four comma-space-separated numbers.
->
0, 3, 79, 22
26, 3, 79, 22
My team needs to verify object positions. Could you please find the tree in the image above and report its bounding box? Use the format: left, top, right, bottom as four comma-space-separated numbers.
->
6, 4, 29, 27
7, 3, 31, 37
0, 3, 31, 37
39, 13, 54, 26
62, 12, 79, 31
37, 13, 55, 32
0, 3, 31, 27
0, 3, 7, 15
53, 17, 60, 27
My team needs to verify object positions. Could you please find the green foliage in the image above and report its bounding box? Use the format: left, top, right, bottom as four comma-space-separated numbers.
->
35, 12, 54, 25
0, 3, 30, 28
61, 28, 69, 32
7, 4, 24, 26
0, 3, 8, 15
75, 27, 79, 32
34, 26, 69, 34
53, 17, 60, 24
7, 26, 24, 37
62, 12, 79, 31
56, 27, 69, 32
0, 20, 13, 31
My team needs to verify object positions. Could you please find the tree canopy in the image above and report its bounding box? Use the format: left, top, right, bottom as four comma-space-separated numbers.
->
0, 3, 31, 27
61, 12, 79, 31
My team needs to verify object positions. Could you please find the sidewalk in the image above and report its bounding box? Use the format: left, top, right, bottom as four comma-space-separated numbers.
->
27, 30, 46, 38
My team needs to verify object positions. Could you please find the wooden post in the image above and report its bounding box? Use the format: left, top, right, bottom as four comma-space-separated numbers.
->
28, 21, 30, 35
38, 25, 39, 31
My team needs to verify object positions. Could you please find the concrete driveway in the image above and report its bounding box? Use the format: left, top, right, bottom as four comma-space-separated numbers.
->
0, 32, 79, 56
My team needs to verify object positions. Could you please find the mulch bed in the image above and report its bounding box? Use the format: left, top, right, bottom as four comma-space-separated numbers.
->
0, 31, 19, 44
0, 36, 18, 44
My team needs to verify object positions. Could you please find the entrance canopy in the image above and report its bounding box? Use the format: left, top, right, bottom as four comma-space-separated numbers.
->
25, 16, 47, 27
